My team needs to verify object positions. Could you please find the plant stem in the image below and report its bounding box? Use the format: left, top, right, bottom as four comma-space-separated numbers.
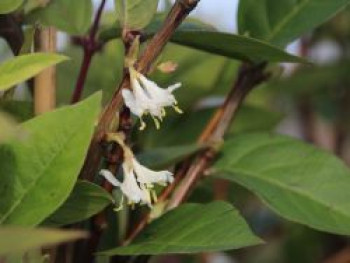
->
71, 50, 93, 104
70, 0, 106, 104
80, 0, 201, 181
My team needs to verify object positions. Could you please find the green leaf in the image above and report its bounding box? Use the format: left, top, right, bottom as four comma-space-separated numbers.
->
99, 15, 215, 42
0, 101, 34, 122
100, 201, 262, 256
0, 0, 23, 14
238, 0, 350, 47
44, 180, 113, 226
170, 31, 305, 63
115, 0, 159, 30
0, 227, 87, 256
0, 53, 68, 92
100, 25, 304, 63
141, 105, 282, 148
0, 93, 101, 226
0, 112, 17, 143
214, 133, 350, 235
27, 0, 93, 34
137, 144, 202, 170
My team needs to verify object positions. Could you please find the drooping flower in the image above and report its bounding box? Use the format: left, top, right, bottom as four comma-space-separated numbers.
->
100, 150, 174, 207
121, 67, 182, 130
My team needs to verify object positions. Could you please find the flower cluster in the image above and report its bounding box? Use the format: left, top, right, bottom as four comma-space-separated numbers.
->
122, 67, 182, 130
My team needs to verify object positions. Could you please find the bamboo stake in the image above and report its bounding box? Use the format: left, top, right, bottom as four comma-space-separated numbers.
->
34, 27, 57, 115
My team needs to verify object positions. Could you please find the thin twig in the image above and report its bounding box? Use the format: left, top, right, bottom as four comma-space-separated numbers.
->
80, 0, 201, 181
71, 0, 106, 104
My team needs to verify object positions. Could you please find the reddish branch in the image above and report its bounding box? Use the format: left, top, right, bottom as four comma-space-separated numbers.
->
71, 0, 106, 104
79, 0, 200, 181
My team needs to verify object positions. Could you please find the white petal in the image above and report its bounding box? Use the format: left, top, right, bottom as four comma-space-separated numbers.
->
139, 74, 179, 108
132, 77, 152, 106
121, 163, 151, 205
122, 89, 144, 116
100, 169, 121, 187
167, 83, 181, 93
132, 158, 174, 185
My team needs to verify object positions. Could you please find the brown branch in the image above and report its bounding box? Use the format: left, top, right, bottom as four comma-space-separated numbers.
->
79, 0, 201, 181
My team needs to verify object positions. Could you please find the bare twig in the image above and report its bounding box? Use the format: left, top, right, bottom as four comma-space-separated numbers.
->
80, 0, 201, 181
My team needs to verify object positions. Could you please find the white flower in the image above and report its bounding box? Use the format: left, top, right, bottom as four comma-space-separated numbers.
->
99, 158, 174, 208
100, 168, 151, 206
122, 67, 182, 130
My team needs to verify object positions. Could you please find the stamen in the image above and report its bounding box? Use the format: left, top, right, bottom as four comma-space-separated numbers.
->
139, 118, 146, 131
173, 105, 183, 114
151, 189, 158, 203
161, 108, 166, 117
151, 116, 161, 130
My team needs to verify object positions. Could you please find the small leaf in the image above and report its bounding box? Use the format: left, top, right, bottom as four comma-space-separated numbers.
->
0, 93, 101, 226
238, 0, 350, 47
214, 133, 350, 235
115, 0, 159, 30
0, 227, 87, 256
100, 201, 262, 256
170, 31, 305, 63
0, 0, 23, 14
45, 180, 114, 226
27, 0, 93, 34
0, 53, 68, 92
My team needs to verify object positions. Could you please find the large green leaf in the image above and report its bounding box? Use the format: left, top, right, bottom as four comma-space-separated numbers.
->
170, 31, 305, 63
101, 27, 304, 63
0, 53, 68, 92
0, 0, 23, 14
45, 180, 113, 226
100, 201, 262, 255
0, 227, 86, 256
115, 0, 159, 30
0, 93, 101, 226
214, 133, 350, 235
238, 0, 350, 47
27, 0, 93, 34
